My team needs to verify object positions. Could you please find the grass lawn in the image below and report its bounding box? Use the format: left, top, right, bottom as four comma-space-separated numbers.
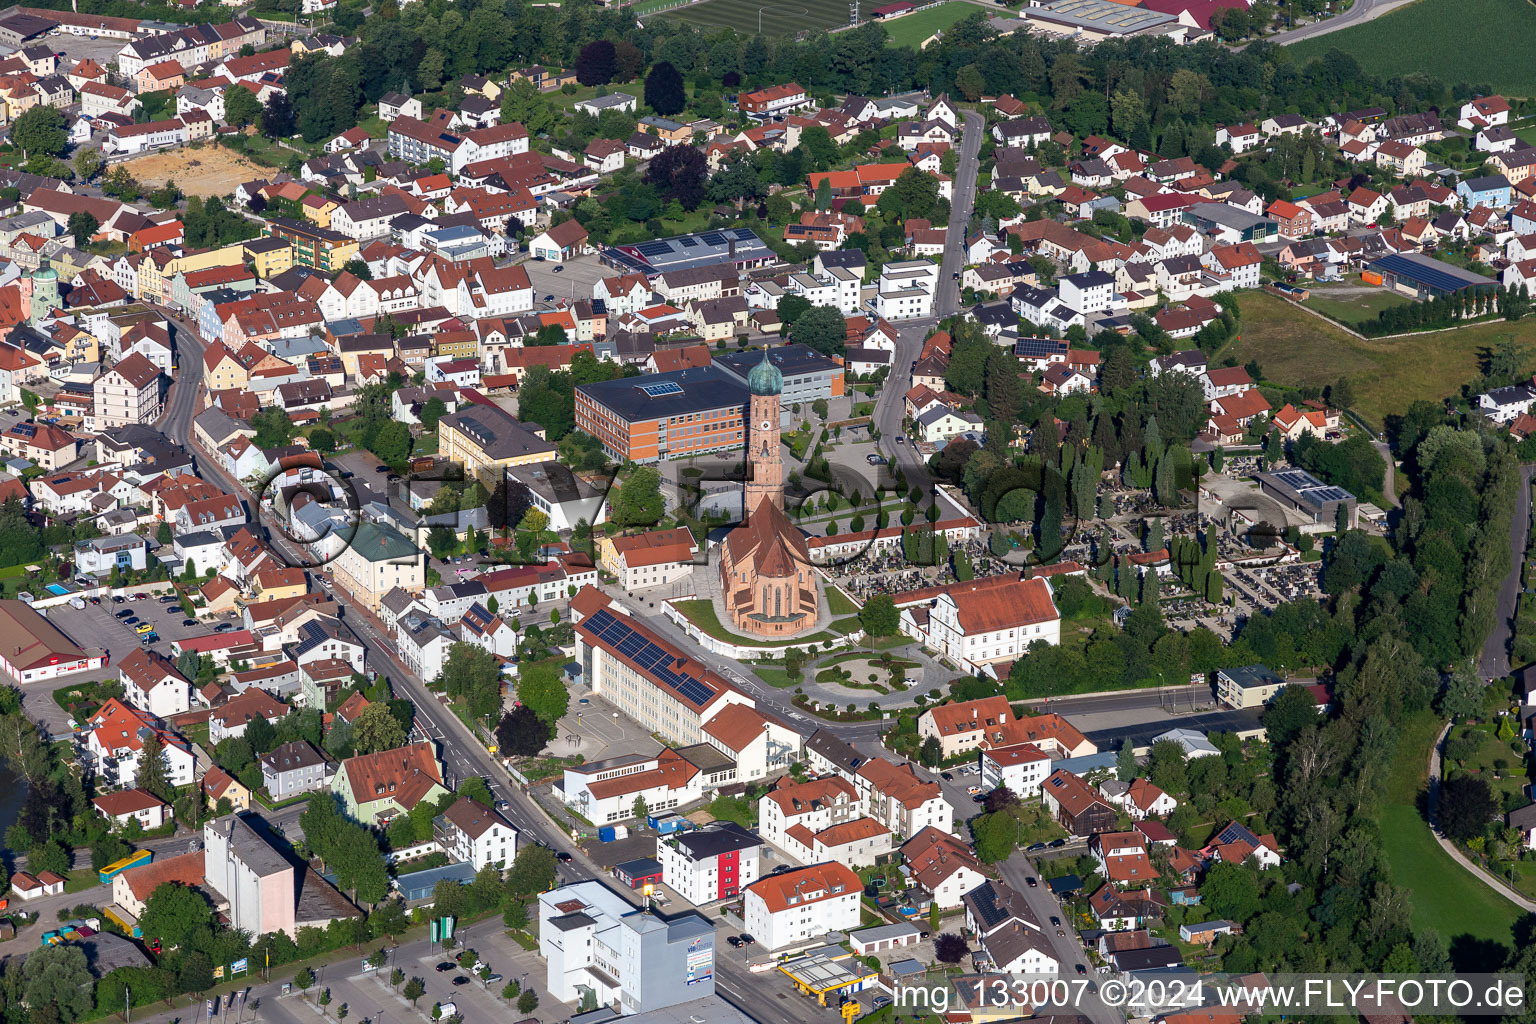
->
1288, 0, 1536, 97
881, 2, 985, 47
1301, 284, 1412, 323
1227, 290, 1536, 424
707, 793, 756, 827
1378, 711, 1521, 961
672, 599, 838, 647
826, 587, 859, 616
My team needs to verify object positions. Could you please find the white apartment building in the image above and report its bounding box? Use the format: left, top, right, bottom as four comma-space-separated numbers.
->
434, 796, 518, 869
655, 821, 764, 905
874, 260, 937, 320
757, 775, 861, 853
118, 648, 191, 719
742, 862, 862, 951
900, 575, 1061, 677
979, 742, 1053, 798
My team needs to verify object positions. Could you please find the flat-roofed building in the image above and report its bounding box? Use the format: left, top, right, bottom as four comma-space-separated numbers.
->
575, 366, 748, 463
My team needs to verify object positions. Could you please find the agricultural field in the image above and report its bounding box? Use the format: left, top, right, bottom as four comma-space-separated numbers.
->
879, 2, 986, 47
1224, 290, 1536, 425
652, 0, 856, 35
1287, 0, 1536, 97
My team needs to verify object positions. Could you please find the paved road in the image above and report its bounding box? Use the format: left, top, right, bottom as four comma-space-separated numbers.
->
995, 853, 1119, 1024
1250, 0, 1419, 45
1372, 440, 1398, 507
156, 315, 825, 1024
936, 110, 983, 320
1479, 463, 1534, 679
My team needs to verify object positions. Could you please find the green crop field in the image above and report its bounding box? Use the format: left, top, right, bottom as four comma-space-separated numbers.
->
880, 2, 984, 47
1287, 0, 1536, 96
652, 0, 855, 35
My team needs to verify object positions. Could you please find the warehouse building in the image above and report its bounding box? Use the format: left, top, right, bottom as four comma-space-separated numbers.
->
606, 228, 775, 276
0, 599, 108, 683
1366, 252, 1497, 300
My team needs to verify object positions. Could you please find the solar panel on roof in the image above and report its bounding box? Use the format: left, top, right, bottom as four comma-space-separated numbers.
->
678, 237, 698, 248
639, 381, 685, 398
678, 679, 714, 704
700, 231, 728, 246
583, 609, 615, 633
617, 632, 647, 657
634, 644, 668, 671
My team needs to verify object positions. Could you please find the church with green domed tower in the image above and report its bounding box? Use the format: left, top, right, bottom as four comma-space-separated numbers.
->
717, 348, 819, 638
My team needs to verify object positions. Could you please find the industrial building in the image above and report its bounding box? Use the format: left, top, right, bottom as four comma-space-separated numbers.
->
606, 229, 775, 275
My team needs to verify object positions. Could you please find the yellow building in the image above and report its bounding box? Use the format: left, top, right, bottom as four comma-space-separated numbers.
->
432, 330, 478, 360
331, 521, 424, 612
202, 766, 251, 812
438, 403, 558, 489
302, 195, 340, 229
243, 236, 295, 279
164, 243, 247, 279
251, 566, 307, 603
202, 341, 251, 392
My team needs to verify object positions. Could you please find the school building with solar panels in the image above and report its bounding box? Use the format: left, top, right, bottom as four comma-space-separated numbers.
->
713, 344, 845, 406
573, 592, 754, 747
605, 228, 776, 276
574, 365, 749, 462
1254, 468, 1358, 530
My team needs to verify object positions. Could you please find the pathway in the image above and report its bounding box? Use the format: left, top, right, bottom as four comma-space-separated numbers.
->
1425, 721, 1536, 912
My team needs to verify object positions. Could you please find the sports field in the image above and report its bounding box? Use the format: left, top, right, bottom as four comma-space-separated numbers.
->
1287, 0, 1536, 97
880, 2, 984, 47
652, 0, 855, 35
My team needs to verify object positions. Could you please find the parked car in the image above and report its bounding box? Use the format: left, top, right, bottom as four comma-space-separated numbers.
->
213, 622, 234, 632
434, 962, 455, 973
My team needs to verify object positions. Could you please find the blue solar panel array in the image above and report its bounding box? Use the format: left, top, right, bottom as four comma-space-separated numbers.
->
580, 608, 717, 707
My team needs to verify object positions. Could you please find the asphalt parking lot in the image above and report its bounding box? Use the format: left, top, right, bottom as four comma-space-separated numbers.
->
522, 253, 609, 307
44, 592, 225, 663
29, 29, 125, 76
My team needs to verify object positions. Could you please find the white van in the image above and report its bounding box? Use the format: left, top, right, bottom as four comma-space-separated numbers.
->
436, 1002, 457, 1017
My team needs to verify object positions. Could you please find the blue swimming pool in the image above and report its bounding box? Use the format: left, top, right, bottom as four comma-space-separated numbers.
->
45, 584, 69, 596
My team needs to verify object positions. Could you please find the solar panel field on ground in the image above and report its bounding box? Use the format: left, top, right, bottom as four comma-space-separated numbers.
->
651, 0, 855, 36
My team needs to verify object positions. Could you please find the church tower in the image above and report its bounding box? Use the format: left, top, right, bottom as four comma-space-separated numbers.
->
28, 260, 58, 326
744, 348, 784, 515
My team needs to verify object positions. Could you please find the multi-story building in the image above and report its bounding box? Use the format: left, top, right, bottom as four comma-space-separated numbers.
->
259, 740, 334, 799
330, 742, 448, 826
434, 796, 518, 869
655, 821, 763, 905
898, 575, 1061, 678
263, 217, 360, 272
330, 522, 424, 613
436, 403, 556, 489
738, 83, 811, 118
572, 588, 754, 747
562, 749, 704, 825
93, 352, 163, 429
574, 365, 748, 463
757, 776, 861, 853
874, 260, 938, 320
901, 826, 988, 909
538, 880, 717, 1012
979, 742, 1052, 798
598, 527, 697, 591
118, 648, 191, 719
713, 345, 845, 406
83, 698, 194, 790
742, 862, 861, 950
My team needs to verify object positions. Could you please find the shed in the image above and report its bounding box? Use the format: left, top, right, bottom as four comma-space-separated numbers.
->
613, 857, 664, 889
394, 861, 477, 902
849, 921, 921, 954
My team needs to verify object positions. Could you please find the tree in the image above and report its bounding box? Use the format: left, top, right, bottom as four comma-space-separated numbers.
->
262, 91, 296, 139
140, 882, 213, 949
420, 397, 447, 431
309, 428, 337, 455
252, 406, 296, 449
644, 145, 708, 211
352, 701, 407, 754
13, 106, 66, 159
22, 944, 93, 1023
612, 466, 664, 526
180, 951, 214, 997
969, 810, 1017, 862
633, 794, 649, 821
72, 148, 102, 183
435, 643, 503, 721
1116, 740, 1137, 781
790, 306, 847, 357
859, 594, 899, 637
933, 933, 969, 963
245, 712, 276, 753
225, 84, 261, 127
506, 844, 558, 896
1200, 861, 1261, 921
575, 40, 617, 86
1439, 775, 1498, 841
1438, 663, 1482, 721
517, 662, 569, 725
918, 735, 943, 767
644, 61, 685, 116
517, 991, 539, 1015
67, 211, 99, 248
136, 731, 173, 800
495, 706, 548, 756
1262, 685, 1320, 747
403, 978, 425, 1006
